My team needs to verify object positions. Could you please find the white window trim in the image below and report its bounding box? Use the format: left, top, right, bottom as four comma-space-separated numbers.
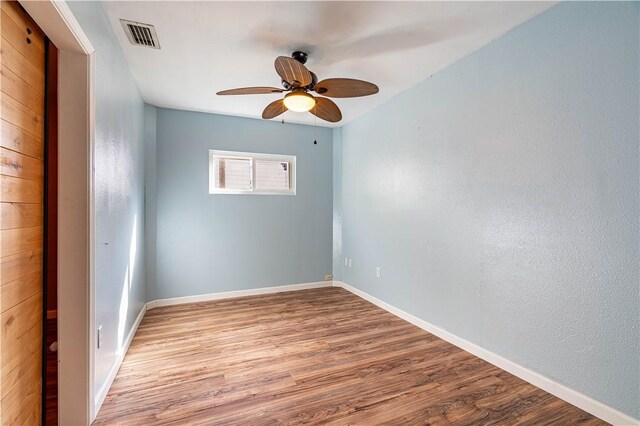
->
209, 149, 296, 195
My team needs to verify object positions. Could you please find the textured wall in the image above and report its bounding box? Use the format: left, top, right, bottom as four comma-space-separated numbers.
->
152, 108, 333, 300
337, 2, 639, 418
144, 105, 157, 304
67, 1, 147, 400
332, 128, 343, 281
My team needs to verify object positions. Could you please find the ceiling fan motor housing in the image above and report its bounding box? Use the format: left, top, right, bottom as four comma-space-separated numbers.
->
291, 51, 308, 64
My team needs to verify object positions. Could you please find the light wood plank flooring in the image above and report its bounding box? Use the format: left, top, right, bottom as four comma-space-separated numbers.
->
95, 287, 605, 425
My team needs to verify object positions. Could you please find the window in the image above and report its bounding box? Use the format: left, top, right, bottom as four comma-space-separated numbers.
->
209, 150, 296, 195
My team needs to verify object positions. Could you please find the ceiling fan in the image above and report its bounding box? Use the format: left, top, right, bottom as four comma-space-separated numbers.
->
216, 51, 379, 123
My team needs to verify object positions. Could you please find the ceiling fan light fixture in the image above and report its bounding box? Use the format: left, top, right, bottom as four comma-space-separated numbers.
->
217, 52, 378, 122
283, 92, 316, 112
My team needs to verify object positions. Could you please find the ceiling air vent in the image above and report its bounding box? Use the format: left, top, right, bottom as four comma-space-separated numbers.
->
120, 19, 160, 49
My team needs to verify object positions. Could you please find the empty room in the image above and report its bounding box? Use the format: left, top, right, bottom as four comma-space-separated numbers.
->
0, 1, 638, 425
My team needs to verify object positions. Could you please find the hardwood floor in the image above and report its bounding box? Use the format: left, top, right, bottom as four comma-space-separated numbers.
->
94, 287, 605, 425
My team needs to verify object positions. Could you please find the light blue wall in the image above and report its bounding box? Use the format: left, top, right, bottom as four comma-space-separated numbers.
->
151, 108, 333, 300
67, 1, 147, 400
332, 128, 343, 281
336, 2, 639, 419
144, 105, 157, 305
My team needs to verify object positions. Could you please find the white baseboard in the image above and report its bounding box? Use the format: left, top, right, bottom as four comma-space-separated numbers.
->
333, 281, 638, 426
93, 303, 147, 422
146, 281, 333, 310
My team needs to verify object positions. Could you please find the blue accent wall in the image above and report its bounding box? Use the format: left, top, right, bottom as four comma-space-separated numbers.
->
332, 127, 343, 281
336, 2, 639, 418
67, 1, 147, 401
149, 108, 333, 300
144, 105, 157, 309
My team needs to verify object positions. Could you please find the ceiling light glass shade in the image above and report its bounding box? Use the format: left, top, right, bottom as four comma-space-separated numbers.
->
283, 92, 316, 112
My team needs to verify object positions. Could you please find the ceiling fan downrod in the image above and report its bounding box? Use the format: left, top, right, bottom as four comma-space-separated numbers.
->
282, 51, 317, 91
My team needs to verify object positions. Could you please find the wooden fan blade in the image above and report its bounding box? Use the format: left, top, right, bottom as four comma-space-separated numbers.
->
217, 87, 285, 95
262, 99, 288, 119
274, 56, 312, 87
310, 97, 342, 123
314, 78, 379, 98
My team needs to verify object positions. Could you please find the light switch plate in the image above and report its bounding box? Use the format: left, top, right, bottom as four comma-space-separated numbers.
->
348, 258, 353, 268
376, 267, 381, 278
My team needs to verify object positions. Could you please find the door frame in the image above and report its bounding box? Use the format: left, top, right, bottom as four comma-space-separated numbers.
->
19, 1, 96, 423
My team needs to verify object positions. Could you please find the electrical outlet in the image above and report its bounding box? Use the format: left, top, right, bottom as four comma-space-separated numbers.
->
376, 267, 381, 278
324, 274, 333, 281
97, 325, 103, 349
348, 258, 353, 268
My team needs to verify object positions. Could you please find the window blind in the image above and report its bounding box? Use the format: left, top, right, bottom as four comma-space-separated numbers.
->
214, 158, 252, 190
254, 160, 290, 191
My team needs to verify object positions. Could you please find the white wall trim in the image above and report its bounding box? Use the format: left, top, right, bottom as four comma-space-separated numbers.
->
94, 304, 147, 417
20, 0, 94, 54
333, 281, 638, 426
146, 281, 333, 310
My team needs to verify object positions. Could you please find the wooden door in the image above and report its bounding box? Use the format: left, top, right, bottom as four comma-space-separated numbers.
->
0, 0, 46, 424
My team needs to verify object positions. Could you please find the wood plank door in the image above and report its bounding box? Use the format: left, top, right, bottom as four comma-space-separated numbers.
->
0, 1, 46, 424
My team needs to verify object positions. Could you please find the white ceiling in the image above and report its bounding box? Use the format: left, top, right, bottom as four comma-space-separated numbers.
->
102, 1, 554, 128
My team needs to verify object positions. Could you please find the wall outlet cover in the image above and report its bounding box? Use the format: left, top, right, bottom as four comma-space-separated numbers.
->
324, 274, 333, 281
97, 325, 103, 349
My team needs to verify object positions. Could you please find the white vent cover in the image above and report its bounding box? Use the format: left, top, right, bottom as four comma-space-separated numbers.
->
120, 19, 160, 49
